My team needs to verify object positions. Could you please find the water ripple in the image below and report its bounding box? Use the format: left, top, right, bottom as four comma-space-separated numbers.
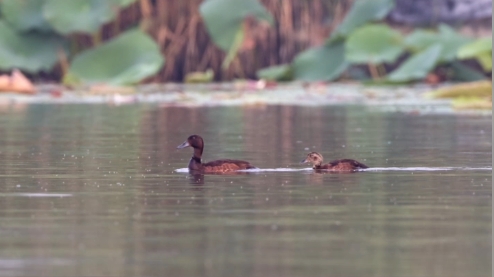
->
175, 167, 491, 173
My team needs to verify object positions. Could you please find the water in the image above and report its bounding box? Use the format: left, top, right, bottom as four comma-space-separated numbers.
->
0, 104, 490, 277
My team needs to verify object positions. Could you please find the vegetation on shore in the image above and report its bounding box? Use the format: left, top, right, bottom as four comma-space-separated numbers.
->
0, 0, 490, 86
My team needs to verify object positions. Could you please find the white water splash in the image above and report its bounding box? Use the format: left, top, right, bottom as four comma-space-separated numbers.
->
239, 168, 313, 172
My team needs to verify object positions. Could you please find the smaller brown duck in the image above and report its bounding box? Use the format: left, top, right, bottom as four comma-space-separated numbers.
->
301, 152, 368, 171
177, 135, 256, 173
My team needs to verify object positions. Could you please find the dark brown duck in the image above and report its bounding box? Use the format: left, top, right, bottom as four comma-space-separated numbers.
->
177, 135, 256, 173
301, 152, 368, 171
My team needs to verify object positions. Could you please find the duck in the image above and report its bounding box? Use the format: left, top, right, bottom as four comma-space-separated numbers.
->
177, 135, 256, 173
301, 152, 368, 171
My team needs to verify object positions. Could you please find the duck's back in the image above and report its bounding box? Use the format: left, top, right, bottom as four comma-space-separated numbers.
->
203, 159, 256, 173
319, 159, 368, 171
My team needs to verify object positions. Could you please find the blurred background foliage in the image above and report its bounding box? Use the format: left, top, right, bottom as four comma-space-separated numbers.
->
0, 0, 490, 85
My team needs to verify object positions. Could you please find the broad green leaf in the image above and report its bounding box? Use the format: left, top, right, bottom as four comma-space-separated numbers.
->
292, 42, 348, 81
475, 53, 492, 71
200, 0, 273, 51
404, 29, 436, 50
67, 29, 164, 85
256, 64, 293, 81
222, 27, 244, 69
457, 37, 492, 58
43, 0, 131, 34
116, 0, 138, 8
345, 24, 404, 64
387, 44, 442, 82
329, 0, 394, 43
1, 0, 52, 32
0, 21, 66, 72
457, 37, 492, 72
436, 24, 472, 61
404, 24, 471, 62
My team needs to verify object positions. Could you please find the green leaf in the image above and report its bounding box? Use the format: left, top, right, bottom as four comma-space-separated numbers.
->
387, 44, 442, 82
256, 64, 293, 81
457, 37, 492, 72
199, 0, 273, 51
404, 29, 437, 51
0, 21, 66, 72
329, 0, 394, 43
404, 24, 472, 62
292, 42, 348, 81
43, 0, 125, 34
476, 53, 492, 71
345, 24, 404, 64
221, 27, 244, 69
115, 0, 138, 8
436, 24, 472, 61
67, 29, 164, 85
1, 0, 53, 32
457, 37, 492, 58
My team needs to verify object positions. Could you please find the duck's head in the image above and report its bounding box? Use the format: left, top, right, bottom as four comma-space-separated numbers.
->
301, 152, 324, 167
177, 135, 204, 149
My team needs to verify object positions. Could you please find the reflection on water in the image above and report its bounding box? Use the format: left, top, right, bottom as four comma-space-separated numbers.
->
0, 104, 490, 277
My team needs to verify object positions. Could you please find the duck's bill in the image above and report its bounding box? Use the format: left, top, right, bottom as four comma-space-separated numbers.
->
300, 158, 309, 164
176, 141, 190, 149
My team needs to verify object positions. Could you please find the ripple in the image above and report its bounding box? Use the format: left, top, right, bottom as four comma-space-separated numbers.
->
175, 167, 491, 173
365, 167, 492, 171
7, 193, 73, 198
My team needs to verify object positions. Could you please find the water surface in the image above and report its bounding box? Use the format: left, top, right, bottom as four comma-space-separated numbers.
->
0, 104, 490, 277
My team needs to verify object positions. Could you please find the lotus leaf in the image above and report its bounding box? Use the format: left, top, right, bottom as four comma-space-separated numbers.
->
256, 64, 293, 81
404, 24, 471, 62
199, 0, 273, 51
116, 0, 138, 8
475, 53, 492, 71
67, 29, 164, 85
222, 27, 244, 69
1, 0, 52, 32
329, 0, 395, 43
345, 24, 404, 64
43, 0, 135, 34
435, 24, 472, 62
0, 21, 66, 72
457, 38, 492, 58
404, 29, 436, 50
292, 42, 348, 81
457, 37, 492, 71
387, 44, 442, 82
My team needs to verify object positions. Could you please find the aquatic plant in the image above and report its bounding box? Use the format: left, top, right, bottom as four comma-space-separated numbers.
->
0, 0, 163, 85
0, 0, 489, 84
